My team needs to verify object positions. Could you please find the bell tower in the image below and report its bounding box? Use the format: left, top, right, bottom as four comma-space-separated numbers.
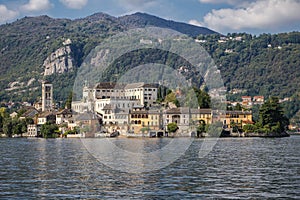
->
42, 81, 53, 111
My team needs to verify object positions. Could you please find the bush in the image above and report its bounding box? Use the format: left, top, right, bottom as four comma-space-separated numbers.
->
243, 124, 257, 133
167, 122, 178, 133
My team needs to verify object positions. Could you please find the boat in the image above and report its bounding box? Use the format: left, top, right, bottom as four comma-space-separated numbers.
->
110, 131, 120, 137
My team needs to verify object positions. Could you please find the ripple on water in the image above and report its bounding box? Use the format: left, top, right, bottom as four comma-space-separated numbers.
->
0, 136, 299, 199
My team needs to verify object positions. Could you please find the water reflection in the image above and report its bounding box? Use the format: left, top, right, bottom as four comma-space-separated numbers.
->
82, 137, 193, 173
0, 136, 299, 199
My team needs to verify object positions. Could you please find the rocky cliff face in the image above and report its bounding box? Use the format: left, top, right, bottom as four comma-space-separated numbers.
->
43, 39, 74, 76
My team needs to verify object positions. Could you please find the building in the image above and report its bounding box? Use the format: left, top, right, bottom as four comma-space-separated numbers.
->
102, 104, 129, 125
72, 82, 159, 114
222, 111, 253, 129
56, 109, 74, 126
129, 106, 162, 134
26, 124, 38, 137
9, 112, 18, 118
37, 111, 56, 125
94, 98, 141, 115
163, 107, 191, 135
42, 81, 53, 111
253, 96, 264, 104
124, 83, 158, 107
129, 106, 151, 134
241, 96, 252, 107
19, 107, 39, 120
148, 109, 163, 131
74, 112, 100, 137
190, 108, 212, 125
34, 101, 43, 111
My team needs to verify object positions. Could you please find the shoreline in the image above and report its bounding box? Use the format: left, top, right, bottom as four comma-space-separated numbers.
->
0, 131, 292, 139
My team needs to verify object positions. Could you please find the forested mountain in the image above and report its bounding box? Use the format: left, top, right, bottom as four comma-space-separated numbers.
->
0, 12, 299, 120
118, 12, 217, 37
0, 12, 217, 104
197, 32, 300, 120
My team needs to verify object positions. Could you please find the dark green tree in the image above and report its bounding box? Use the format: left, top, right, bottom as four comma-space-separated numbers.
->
41, 122, 59, 138
196, 120, 206, 137
3, 118, 13, 137
167, 122, 178, 133
258, 97, 289, 133
194, 87, 211, 108
234, 103, 242, 111
65, 91, 73, 109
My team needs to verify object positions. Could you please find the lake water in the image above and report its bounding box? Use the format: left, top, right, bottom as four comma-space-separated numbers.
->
0, 136, 299, 199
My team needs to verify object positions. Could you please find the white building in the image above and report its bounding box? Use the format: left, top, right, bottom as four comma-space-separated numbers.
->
124, 83, 158, 107
26, 124, 38, 137
72, 82, 158, 114
163, 107, 191, 135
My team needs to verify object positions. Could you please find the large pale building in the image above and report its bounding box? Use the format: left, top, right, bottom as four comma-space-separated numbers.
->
72, 82, 159, 114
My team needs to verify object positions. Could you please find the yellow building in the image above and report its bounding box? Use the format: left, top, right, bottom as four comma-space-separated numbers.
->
190, 108, 212, 125
222, 111, 253, 129
148, 109, 162, 130
129, 106, 162, 134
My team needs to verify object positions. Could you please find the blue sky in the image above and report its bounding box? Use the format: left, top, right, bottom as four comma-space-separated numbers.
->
0, 0, 299, 35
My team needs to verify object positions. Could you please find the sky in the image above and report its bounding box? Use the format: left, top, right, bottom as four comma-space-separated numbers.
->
0, 0, 299, 35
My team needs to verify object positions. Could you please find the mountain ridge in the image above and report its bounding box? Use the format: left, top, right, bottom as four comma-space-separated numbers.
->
117, 12, 218, 37
0, 12, 299, 121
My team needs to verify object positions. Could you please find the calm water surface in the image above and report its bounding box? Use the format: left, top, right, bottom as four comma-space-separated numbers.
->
0, 136, 299, 199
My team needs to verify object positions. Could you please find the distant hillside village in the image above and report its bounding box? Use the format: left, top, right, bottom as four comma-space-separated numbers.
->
0, 81, 260, 138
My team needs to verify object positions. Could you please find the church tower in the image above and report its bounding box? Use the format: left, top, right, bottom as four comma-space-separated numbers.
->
42, 81, 53, 111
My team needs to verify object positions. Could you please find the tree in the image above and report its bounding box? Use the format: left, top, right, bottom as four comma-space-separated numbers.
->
165, 92, 180, 107
258, 97, 289, 133
193, 87, 211, 108
12, 119, 23, 136
3, 118, 13, 137
41, 122, 59, 138
0, 115, 3, 132
234, 103, 242, 111
0, 107, 9, 118
243, 124, 257, 133
196, 120, 206, 137
167, 122, 178, 133
65, 91, 73, 109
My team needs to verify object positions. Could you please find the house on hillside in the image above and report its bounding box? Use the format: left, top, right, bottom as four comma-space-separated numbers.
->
37, 111, 56, 125
241, 96, 252, 107
19, 107, 39, 120
253, 96, 264, 104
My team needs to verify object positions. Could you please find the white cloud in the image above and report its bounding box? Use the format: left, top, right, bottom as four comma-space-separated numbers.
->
188, 19, 204, 27
0, 4, 19, 23
59, 0, 88, 9
199, 0, 247, 5
200, 0, 300, 32
22, 0, 53, 12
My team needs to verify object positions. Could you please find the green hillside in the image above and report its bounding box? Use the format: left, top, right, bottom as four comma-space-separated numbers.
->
0, 13, 299, 120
